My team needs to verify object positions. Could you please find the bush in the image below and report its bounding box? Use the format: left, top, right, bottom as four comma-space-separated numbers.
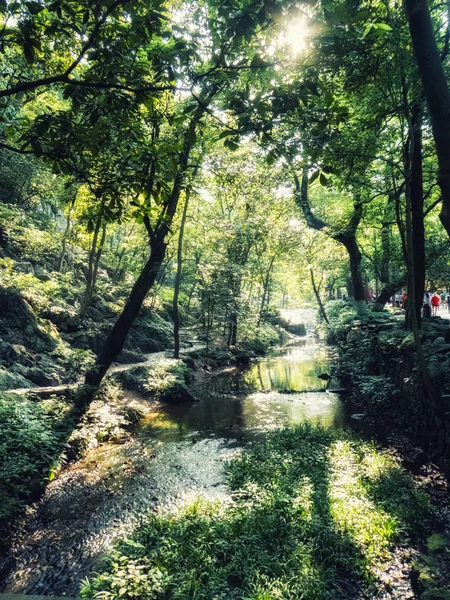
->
323, 300, 357, 344
0, 393, 73, 530
353, 375, 399, 412
238, 322, 287, 355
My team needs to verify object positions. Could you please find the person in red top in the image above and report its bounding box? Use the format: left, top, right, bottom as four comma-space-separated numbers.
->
431, 292, 440, 316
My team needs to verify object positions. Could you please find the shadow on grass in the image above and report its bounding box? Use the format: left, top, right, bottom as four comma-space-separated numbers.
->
82, 424, 428, 600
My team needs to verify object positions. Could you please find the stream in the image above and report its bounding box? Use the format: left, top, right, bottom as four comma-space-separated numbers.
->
0, 316, 345, 597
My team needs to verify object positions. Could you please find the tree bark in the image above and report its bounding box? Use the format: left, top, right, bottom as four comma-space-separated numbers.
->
404, 0, 450, 236
373, 275, 407, 311
80, 214, 102, 320
173, 186, 191, 359
294, 170, 366, 314
257, 254, 276, 327
84, 227, 167, 395
311, 269, 329, 324
410, 104, 425, 326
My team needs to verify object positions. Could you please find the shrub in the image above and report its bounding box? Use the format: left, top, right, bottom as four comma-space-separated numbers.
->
0, 393, 73, 530
324, 300, 357, 344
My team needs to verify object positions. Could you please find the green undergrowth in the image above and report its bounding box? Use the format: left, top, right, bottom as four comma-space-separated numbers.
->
0, 391, 76, 535
238, 321, 288, 355
82, 425, 429, 600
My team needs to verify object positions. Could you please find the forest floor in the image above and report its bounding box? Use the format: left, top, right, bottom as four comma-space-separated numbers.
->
1, 313, 450, 600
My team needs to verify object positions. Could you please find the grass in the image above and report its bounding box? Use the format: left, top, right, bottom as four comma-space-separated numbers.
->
81, 424, 429, 600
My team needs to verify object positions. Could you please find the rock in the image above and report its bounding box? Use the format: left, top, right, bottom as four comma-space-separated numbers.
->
0, 287, 35, 327
26, 367, 59, 387
85, 306, 105, 322
0, 366, 35, 390
15, 261, 34, 274
43, 305, 80, 333
181, 356, 196, 370
116, 349, 147, 364
159, 382, 196, 404
34, 265, 51, 281
420, 591, 450, 600
234, 352, 251, 366
0, 340, 19, 365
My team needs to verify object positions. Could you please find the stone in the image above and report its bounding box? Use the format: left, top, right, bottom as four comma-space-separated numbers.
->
158, 382, 196, 404
0, 367, 34, 391
116, 349, 147, 364
26, 367, 59, 387
43, 305, 80, 333
15, 261, 34, 274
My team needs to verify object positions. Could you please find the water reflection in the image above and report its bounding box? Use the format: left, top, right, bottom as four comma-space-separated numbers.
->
137, 339, 343, 443
210, 340, 330, 395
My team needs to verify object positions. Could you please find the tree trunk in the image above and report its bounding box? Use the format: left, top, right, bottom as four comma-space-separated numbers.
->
380, 222, 390, 286
57, 212, 71, 272
92, 223, 107, 292
82, 103, 208, 404
342, 236, 366, 315
173, 186, 191, 359
294, 169, 365, 315
84, 231, 167, 396
80, 214, 102, 320
404, 0, 450, 237
257, 254, 276, 326
373, 276, 407, 311
410, 104, 425, 326
311, 269, 329, 324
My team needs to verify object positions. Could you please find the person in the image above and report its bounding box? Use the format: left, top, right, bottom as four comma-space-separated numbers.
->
431, 292, 440, 316
401, 292, 407, 310
423, 291, 431, 318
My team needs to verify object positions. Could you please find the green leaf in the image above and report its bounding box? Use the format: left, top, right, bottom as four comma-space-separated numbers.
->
319, 172, 329, 186
26, 1, 44, 14
224, 138, 239, 151
308, 170, 320, 185
427, 533, 448, 553
375, 22, 393, 32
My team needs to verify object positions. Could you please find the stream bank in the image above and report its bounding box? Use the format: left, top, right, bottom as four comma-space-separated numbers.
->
1, 309, 449, 599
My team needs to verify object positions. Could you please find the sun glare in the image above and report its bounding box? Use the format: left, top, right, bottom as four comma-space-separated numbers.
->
285, 19, 308, 55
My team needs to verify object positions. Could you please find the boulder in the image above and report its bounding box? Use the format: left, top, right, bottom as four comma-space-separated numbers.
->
116, 349, 147, 364
158, 382, 196, 404
15, 261, 34, 274
26, 367, 59, 387
43, 305, 80, 332
0, 366, 34, 390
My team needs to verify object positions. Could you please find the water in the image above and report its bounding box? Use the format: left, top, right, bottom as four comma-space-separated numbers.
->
138, 337, 343, 442
0, 328, 345, 597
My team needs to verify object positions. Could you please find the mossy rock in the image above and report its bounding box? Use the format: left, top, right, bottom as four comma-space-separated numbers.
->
128, 314, 174, 353
116, 349, 147, 364
0, 367, 34, 391
158, 382, 196, 404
